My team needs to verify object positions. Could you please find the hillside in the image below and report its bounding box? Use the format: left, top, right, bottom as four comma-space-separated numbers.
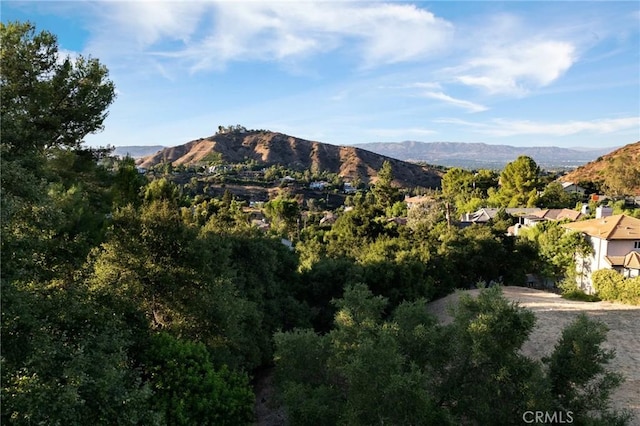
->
137, 131, 443, 188
354, 141, 613, 169
560, 141, 640, 191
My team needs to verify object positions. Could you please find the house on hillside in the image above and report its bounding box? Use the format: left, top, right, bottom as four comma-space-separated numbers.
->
343, 182, 357, 194
310, 181, 329, 190
562, 209, 640, 293
510, 208, 585, 235
561, 182, 586, 195
460, 208, 542, 227
533, 208, 584, 222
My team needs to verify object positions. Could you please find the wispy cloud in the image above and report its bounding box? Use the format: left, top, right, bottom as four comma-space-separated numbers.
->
421, 91, 488, 112
85, 2, 453, 74
437, 116, 639, 137
383, 81, 487, 112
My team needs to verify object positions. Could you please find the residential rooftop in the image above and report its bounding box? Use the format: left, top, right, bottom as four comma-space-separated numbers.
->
562, 214, 640, 240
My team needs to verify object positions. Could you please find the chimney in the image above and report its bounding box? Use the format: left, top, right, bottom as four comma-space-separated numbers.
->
595, 206, 613, 219
580, 204, 590, 215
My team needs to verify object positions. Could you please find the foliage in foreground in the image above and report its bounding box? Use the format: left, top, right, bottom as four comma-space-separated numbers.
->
275, 286, 630, 426
141, 333, 254, 426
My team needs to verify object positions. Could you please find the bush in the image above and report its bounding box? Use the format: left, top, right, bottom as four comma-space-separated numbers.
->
562, 288, 601, 302
593, 270, 640, 305
143, 333, 254, 426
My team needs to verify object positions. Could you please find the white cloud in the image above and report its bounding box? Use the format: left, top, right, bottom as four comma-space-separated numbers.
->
84, 1, 453, 74
452, 40, 577, 95
421, 91, 488, 112
436, 116, 639, 137
94, 2, 207, 49
425, 11, 586, 96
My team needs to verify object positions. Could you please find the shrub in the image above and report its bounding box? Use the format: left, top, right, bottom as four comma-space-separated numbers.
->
562, 288, 601, 302
593, 270, 640, 305
143, 333, 254, 426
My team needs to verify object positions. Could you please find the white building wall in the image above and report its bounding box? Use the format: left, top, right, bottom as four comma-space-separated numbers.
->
607, 240, 640, 256
591, 237, 610, 273
577, 237, 640, 293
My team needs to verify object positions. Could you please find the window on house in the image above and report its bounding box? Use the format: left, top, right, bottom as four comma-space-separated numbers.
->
635, 241, 640, 249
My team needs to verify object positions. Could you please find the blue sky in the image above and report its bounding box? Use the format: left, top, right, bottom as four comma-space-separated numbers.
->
3, 1, 639, 149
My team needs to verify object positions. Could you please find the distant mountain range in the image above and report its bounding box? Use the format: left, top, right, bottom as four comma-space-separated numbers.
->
112, 145, 165, 158
116, 140, 616, 170
353, 141, 615, 169
136, 131, 443, 188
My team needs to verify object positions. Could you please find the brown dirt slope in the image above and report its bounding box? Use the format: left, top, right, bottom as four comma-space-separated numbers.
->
560, 141, 640, 191
137, 131, 443, 188
427, 286, 640, 425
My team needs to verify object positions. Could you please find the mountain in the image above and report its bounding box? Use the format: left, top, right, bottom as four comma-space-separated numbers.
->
353, 141, 615, 169
113, 145, 165, 158
560, 141, 640, 190
137, 131, 443, 188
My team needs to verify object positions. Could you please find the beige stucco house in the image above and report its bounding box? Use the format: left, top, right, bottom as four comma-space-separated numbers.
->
562, 212, 640, 293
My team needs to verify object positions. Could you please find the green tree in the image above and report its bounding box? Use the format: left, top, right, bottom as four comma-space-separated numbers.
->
143, 177, 182, 205
433, 287, 545, 425
112, 155, 147, 207
491, 156, 541, 207
88, 200, 265, 369
371, 161, 401, 212
592, 269, 640, 304
1, 278, 154, 425
538, 181, 579, 208
441, 167, 474, 199
142, 333, 254, 426
519, 221, 593, 285
545, 314, 630, 424
1, 21, 115, 282
275, 284, 446, 426
441, 167, 497, 214
1, 21, 115, 164
264, 196, 300, 238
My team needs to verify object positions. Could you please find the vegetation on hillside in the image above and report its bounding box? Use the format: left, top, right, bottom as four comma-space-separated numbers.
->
1, 22, 634, 425
561, 142, 640, 197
